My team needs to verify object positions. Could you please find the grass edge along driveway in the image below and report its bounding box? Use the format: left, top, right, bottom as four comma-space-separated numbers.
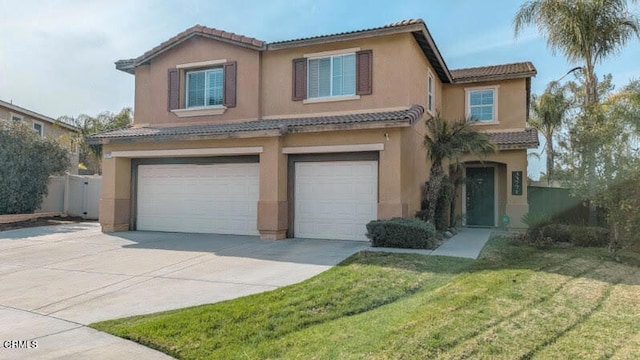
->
92, 237, 640, 359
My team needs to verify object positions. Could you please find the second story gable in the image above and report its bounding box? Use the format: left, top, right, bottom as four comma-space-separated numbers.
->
116, 19, 536, 131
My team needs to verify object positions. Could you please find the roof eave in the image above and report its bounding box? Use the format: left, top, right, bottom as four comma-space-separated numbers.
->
117, 32, 265, 75
496, 142, 539, 150
86, 119, 413, 145
267, 23, 426, 50
453, 71, 537, 84
411, 27, 452, 84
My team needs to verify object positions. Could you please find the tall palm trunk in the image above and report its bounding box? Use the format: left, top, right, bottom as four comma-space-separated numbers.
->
545, 132, 554, 182
584, 65, 599, 225
425, 160, 444, 222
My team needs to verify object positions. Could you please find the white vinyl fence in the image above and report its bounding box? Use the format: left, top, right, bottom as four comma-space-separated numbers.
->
38, 174, 101, 219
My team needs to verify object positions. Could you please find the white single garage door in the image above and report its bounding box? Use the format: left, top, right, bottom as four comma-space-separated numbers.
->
137, 163, 259, 235
295, 161, 378, 241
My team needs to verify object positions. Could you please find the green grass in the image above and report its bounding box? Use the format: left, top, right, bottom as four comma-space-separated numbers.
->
92, 238, 640, 359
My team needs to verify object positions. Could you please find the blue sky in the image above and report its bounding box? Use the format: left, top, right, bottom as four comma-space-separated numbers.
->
1, 0, 639, 178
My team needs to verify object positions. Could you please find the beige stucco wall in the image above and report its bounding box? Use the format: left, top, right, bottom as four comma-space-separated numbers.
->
105, 29, 533, 235
99, 125, 423, 237
261, 33, 440, 117
454, 149, 530, 228
441, 78, 528, 131
133, 37, 261, 126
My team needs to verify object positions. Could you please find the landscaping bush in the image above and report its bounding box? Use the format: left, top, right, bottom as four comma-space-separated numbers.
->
366, 218, 438, 249
417, 176, 456, 231
0, 120, 69, 214
571, 226, 610, 247
540, 224, 573, 243
521, 222, 610, 248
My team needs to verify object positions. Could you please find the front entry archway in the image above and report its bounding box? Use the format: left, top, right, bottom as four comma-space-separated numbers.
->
465, 166, 495, 226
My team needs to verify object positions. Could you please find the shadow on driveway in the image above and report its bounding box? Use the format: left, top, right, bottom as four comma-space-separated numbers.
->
111, 231, 372, 266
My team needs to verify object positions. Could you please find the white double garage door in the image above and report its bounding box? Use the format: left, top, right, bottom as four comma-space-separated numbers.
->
136, 160, 377, 241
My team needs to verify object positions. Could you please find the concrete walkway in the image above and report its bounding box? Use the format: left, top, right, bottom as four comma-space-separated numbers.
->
368, 227, 493, 259
431, 227, 493, 259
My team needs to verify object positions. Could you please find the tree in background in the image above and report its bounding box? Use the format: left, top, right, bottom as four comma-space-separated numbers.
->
514, 0, 640, 223
421, 115, 495, 228
558, 77, 640, 254
529, 81, 571, 182
0, 120, 69, 214
59, 108, 132, 174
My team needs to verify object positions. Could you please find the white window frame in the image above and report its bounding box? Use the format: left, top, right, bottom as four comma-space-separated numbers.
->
10, 113, 23, 122
32, 121, 44, 138
427, 71, 435, 115
306, 52, 356, 100
185, 67, 224, 109
465, 85, 499, 124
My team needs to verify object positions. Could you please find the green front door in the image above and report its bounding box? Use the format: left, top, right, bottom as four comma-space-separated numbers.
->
466, 167, 495, 226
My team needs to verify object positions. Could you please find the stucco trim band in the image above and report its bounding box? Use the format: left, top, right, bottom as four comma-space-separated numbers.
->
107, 147, 264, 158
282, 143, 384, 154
176, 59, 227, 69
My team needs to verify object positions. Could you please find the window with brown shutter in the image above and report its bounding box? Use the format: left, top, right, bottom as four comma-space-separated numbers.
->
356, 50, 372, 95
223, 61, 237, 108
168, 68, 180, 110
292, 58, 307, 101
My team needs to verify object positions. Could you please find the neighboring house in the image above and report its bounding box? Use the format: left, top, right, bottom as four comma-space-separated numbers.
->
0, 99, 80, 173
88, 19, 538, 240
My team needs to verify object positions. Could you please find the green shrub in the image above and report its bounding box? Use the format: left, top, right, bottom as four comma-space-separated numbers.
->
540, 224, 573, 243
417, 176, 455, 231
366, 218, 438, 249
571, 226, 609, 247
0, 120, 69, 214
526, 223, 609, 248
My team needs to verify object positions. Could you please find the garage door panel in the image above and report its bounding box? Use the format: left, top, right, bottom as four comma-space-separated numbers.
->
137, 163, 259, 235
294, 161, 377, 241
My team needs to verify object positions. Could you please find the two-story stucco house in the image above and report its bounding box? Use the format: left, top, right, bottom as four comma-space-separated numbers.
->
1, 99, 80, 173
88, 19, 538, 240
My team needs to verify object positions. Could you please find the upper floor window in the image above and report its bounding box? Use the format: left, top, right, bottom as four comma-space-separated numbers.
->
292, 49, 372, 102
427, 72, 434, 114
168, 61, 237, 117
32, 122, 44, 137
186, 68, 224, 108
466, 86, 498, 123
11, 114, 23, 122
308, 53, 356, 98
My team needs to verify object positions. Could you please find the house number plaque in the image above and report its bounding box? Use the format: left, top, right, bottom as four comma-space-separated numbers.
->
512, 171, 523, 196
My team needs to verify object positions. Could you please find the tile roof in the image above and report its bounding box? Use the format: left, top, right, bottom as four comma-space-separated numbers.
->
487, 128, 539, 149
86, 105, 424, 144
116, 25, 266, 74
450, 62, 537, 83
115, 19, 454, 83
269, 19, 425, 46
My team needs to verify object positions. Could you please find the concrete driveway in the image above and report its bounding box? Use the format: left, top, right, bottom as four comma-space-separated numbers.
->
0, 223, 369, 359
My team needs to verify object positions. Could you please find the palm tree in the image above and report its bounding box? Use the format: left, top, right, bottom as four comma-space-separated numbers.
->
514, 0, 640, 107
423, 115, 495, 224
514, 0, 640, 223
529, 82, 571, 181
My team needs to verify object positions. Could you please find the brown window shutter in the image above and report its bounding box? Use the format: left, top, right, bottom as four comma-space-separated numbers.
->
223, 61, 237, 108
292, 58, 307, 101
356, 50, 373, 95
167, 68, 180, 110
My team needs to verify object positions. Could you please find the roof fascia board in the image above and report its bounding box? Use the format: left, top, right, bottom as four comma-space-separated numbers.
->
117, 32, 265, 74
453, 72, 538, 84
266, 23, 425, 50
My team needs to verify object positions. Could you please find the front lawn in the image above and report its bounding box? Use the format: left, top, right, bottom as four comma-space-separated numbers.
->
92, 237, 640, 359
